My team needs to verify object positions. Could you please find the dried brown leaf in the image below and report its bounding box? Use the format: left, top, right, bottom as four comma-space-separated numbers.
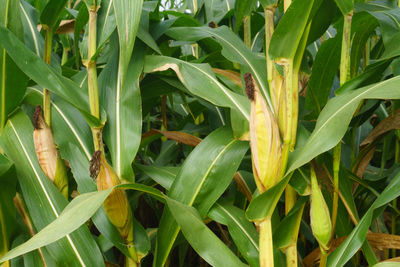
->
142, 129, 202, 147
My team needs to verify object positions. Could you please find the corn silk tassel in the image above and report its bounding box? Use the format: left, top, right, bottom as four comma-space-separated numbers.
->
33, 105, 68, 198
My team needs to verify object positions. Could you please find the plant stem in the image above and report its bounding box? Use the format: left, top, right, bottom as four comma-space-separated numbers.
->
243, 15, 251, 48
331, 143, 341, 236
290, 69, 299, 149
87, 6, 102, 151
14, 193, 47, 266
332, 10, 353, 239
43, 29, 53, 127
259, 217, 274, 267
264, 6, 275, 95
340, 12, 352, 86
320, 249, 328, 267
279, 60, 293, 178
393, 121, 399, 257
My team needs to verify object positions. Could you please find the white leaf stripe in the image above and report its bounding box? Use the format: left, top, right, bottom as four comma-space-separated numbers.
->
185, 62, 250, 121
158, 137, 240, 265
99, 0, 114, 44
201, 27, 272, 111
188, 138, 237, 205
19, 2, 40, 56
9, 119, 86, 267
288, 76, 400, 173
215, 203, 259, 251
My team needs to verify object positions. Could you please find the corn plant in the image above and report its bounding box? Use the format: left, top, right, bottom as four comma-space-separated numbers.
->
3, 0, 400, 266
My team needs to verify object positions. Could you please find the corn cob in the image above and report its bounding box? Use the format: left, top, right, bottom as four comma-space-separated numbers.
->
90, 151, 136, 260
33, 106, 68, 198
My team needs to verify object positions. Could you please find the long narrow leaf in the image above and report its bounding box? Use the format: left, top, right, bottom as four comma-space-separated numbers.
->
0, 25, 101, 127
166, 26, 271, 108
154, 127, 248, 266
144, 55, 250, 121
0, 111, 104, 266
0, 182, 164, 263
0, 0, 28, 130
166, 197, 248, 267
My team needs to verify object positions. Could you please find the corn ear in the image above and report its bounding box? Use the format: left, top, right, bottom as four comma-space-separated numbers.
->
245, 73, 282, 191
33, 106, 68, 198
90, 151, 134, 245
310, 164, 332, 252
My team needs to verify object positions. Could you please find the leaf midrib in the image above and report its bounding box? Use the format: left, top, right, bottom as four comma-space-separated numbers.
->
288, 76, 400, 173
9, 119, 86, 266
215, 203, 259, 251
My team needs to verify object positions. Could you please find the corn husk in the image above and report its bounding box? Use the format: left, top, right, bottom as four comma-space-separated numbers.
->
244, 73, 282, 191
310, 165, 332, 252
90, 151, 133, 242
33, 106, 68, 198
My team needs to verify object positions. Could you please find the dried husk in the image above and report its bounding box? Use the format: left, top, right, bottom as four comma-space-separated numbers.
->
33, 106, 68, 198
245, 73, 282, 191
90, 151, 133, 242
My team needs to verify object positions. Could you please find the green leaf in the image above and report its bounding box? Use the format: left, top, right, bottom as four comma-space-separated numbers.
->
373, 262, 400, 267
287, 75, 400, 176
306, 36, 341, 117
99, 41, 144, 182
165, 26, 271, 109
19, 0, 61, 70
0, 189, 111, 263
113, 0, 143, 87
22, 86, 135, 258
349, 12, 378, 78
144, 55, 250, 121
269, 0, 314, 61
154, 127, 248, 266
19, 0, 42, 57
135, 164, 179, 190
234, 0, 256, 32
97, 0, 116, 50
0, 25, 101, 127
166, 197, 248, 267
204, 0, 234, 24
73, 4, 89, 68
0, 156, 17, 260
0, 0, 28, 130
327, 171, 400, 266
274, 198, 306, 250
39, 0, 68, 29
307, 0, 338, 45
334, 0, 354, 15
0, 180, 164, 263
208, 201, 259, 267
246, 175, 291, 221
258, 0, 278, 8
0, 111, 104, 266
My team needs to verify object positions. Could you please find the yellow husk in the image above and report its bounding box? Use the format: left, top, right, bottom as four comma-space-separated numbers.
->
91, 151, 133, 242
33, 106, 68, 198
247, 74, 282, 191
310, 165, 332, 252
